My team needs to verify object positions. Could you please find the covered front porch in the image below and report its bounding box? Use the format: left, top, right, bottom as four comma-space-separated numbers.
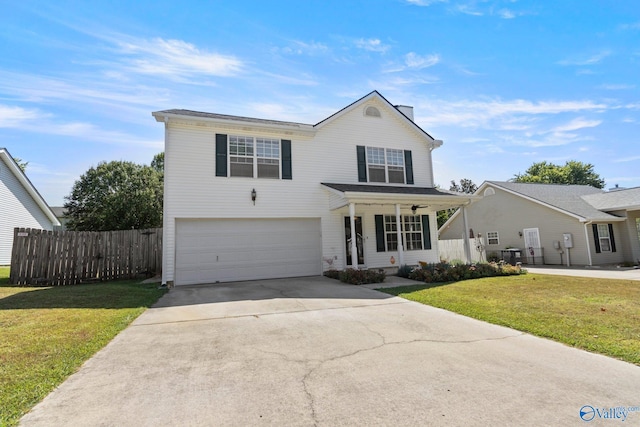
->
321, 183, 478, 270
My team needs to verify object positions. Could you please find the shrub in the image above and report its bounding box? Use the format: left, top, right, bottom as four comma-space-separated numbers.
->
338, 268, 386, 285
408, 262, 525, 284
323, 269, 341, 280
397, 264, 414, 278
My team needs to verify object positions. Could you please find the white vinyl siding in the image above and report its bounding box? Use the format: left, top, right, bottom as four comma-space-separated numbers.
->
0, 156, 55, 264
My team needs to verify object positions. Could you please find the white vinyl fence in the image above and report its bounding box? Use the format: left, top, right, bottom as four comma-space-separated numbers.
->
438, 239, 483, 263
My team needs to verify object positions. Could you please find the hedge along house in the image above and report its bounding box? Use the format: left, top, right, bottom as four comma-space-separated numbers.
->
439, 181, 640, 267
153, 91, 476, 286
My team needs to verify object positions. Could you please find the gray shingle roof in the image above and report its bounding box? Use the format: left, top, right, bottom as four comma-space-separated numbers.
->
321, 183, 454, 196
582, 186, 640, 211
487, 181, 620, 221
154, 109, 312, 129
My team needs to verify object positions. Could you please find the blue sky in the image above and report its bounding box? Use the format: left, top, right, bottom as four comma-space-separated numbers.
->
2, 0, 639, 206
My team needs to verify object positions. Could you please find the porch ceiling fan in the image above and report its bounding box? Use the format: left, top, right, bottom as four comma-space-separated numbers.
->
411, 204, 428, 214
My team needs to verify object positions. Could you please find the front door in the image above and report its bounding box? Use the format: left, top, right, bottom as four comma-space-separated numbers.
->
344, 216, 364, 266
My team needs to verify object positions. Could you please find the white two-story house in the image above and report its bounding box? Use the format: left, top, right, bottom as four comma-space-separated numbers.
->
153, 91, 473, 286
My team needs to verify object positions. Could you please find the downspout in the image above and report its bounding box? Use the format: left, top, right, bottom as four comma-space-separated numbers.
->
461, 203, 472, 264
583, 221, 593, 266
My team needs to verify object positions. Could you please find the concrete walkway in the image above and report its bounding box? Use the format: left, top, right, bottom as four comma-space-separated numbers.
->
525, 265, 640, 281
21, 276, 640, 426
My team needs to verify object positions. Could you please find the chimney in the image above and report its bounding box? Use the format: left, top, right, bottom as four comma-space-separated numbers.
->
395, 105, 414, 121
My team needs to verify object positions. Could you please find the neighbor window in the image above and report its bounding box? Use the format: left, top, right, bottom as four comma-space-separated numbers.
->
229, 135, 280, 179
636, 218, 640, 243
366, 147, 405, 184
486, 231, 499, 245
597, 224, 611, 252
383, 215, 423, 251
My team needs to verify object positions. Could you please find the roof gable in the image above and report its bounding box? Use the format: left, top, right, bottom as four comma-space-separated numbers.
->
483, 181, 619, 221
0, 148, 60, 226
313, 91, 438, 145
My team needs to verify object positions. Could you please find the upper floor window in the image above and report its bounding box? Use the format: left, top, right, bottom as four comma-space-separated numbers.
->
229, 135, 280, 179
216, 133, 292, 180
366, 147, 405, 184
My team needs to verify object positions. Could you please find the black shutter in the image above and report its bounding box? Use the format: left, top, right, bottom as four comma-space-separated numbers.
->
375, 215, 385, 252
404, 150, 414, 185
592, 224, 601, 253
609, 224, 616, 252
421, 215, 432, 250
357, 146, 367, 182
281, 139, 292, 180
215, 134, 227, 177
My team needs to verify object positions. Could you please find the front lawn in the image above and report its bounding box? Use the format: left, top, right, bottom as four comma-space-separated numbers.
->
0, 267, 167, 426
380, 274, 640, 365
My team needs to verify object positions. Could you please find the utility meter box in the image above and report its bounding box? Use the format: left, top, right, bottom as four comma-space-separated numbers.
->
563, 233, 573, 248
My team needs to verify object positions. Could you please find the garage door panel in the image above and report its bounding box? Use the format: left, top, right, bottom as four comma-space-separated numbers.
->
175, 218, 321, 285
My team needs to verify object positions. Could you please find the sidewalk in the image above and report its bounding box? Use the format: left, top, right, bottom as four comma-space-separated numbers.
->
525, 265, 640, 281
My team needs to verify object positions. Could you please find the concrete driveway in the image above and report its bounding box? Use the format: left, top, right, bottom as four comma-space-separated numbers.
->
21, 277, 640, 426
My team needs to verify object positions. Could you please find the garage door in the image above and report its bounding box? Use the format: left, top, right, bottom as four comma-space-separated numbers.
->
175, 218, 322, 285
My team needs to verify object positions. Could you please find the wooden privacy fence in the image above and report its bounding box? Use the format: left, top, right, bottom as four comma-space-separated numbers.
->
10, 227, 162, 286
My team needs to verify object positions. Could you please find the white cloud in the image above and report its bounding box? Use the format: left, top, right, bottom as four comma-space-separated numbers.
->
405, 0, 448, 5
613, 155, 640, 163
116, 37, 244, 78
278, 40, 329, 56
0, 105, 47, 128
598, 83, 636, 90
404, 52, 440, 69
550, 117, 602, 133
619, 21, 640, 30
558, 51, 611, 66
498, 9, 516, 19
455, 4, 483, 16
354, 38, 390, 53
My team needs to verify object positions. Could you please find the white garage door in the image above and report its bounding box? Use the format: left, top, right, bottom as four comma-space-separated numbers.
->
175, 218, 322, 285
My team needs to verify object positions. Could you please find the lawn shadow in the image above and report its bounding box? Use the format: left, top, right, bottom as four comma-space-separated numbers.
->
0, 281, 166, 310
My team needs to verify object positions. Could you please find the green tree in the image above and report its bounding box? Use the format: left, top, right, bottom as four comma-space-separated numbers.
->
13, 157, 28, 172
64, 155, 164, 231
513, 160, 605, 189
437, 179, 478, 228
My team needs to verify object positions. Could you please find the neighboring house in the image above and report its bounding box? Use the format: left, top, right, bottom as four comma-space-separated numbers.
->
439, 181, 640, 267
0, 148, 60, 265
153, 91, 474, 286
50, 206, 69, 230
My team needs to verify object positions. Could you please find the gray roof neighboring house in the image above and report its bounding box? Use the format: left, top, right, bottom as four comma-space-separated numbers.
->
582, 186, 640, 211
484, 181, 622, 222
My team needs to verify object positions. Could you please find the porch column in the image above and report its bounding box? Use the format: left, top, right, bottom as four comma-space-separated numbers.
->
349, 203, 358, 269
462, 205, 472, 264
395, 204, 405, 266
583, 223, 593, 266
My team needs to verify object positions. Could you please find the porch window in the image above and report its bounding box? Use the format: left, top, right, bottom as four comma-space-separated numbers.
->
383, 215, 423, 251
384, 215, 398, 251
486, 231, 499, 245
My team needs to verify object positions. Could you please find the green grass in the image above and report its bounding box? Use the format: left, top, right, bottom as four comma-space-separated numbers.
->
380, 274, 640, 365
0, 266, 167, 427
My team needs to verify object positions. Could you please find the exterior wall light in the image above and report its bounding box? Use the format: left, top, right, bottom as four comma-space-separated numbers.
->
251, 188, 257, 205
